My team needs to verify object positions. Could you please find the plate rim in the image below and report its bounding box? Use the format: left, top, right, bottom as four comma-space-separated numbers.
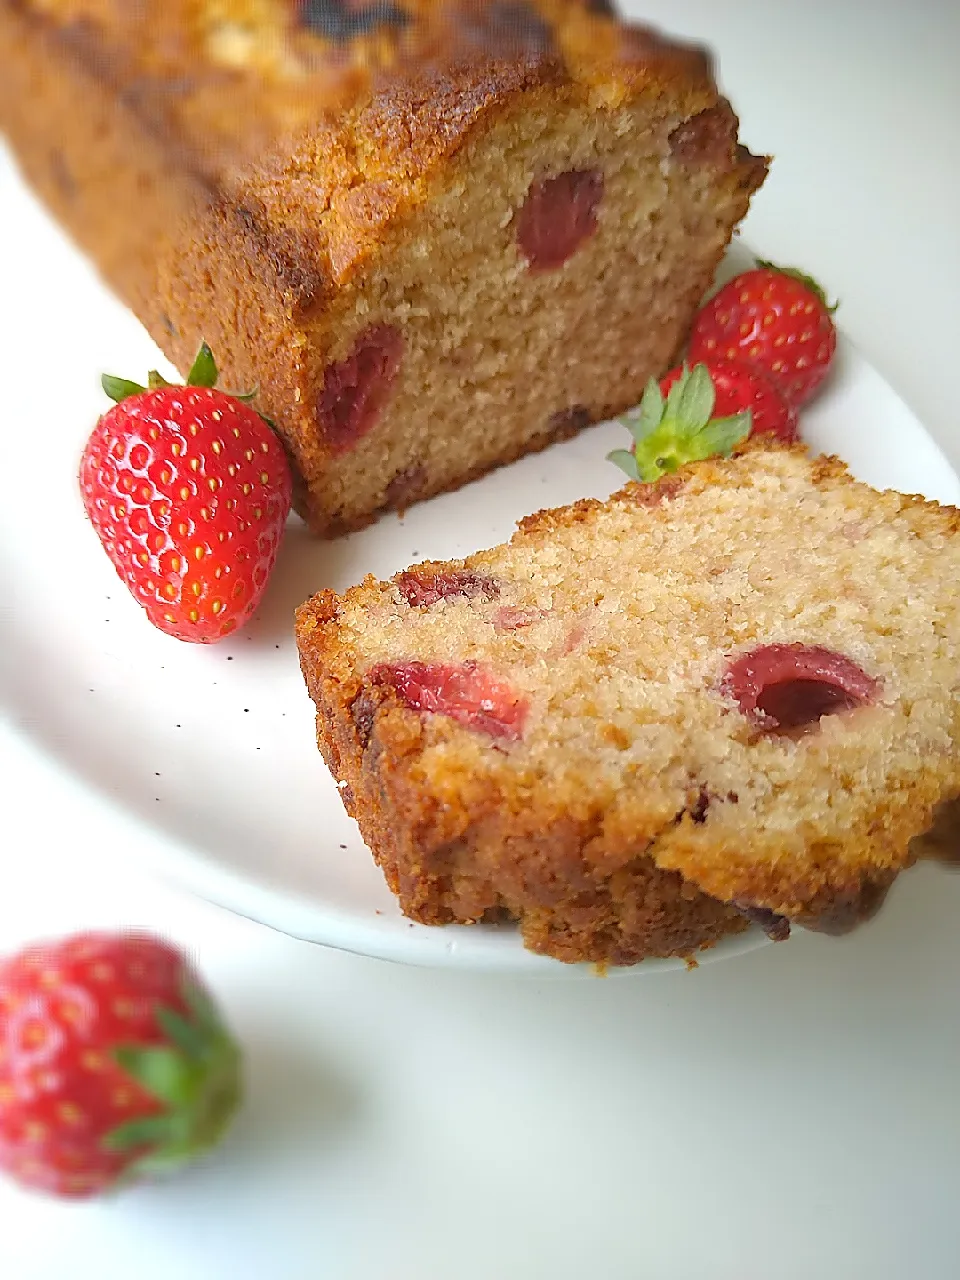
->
4, 338, 959, 976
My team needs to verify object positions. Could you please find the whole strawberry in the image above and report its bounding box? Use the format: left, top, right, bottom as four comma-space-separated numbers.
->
608, 363, 754, 484
79, 345, 292, 643
688, 260, 838, 406
0, 931, 241, 1198
660, 360, 798, 444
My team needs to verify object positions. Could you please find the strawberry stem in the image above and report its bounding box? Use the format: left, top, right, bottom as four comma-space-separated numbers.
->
101, 374, 146, 404
609, 365, 752, 483
102, 977, 242, 1177
755, 258, 839, 313
186, 342, 219, 389
99, 343, 278, 433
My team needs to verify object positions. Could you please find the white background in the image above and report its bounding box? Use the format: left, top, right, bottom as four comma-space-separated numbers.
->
1, 1, 959, 1276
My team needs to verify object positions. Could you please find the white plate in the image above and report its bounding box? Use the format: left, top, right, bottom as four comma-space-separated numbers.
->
2, 146, 959, 976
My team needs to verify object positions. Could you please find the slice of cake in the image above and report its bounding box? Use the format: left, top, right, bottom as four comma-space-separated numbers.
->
296, 445, 960, 965
0, 0, 766, 535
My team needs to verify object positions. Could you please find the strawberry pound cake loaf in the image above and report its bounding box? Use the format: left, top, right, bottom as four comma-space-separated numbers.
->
296, 446, 960, 965
1, 0, 765, 535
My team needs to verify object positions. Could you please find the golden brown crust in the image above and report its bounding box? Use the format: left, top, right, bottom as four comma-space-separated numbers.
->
3, 0, 739, 300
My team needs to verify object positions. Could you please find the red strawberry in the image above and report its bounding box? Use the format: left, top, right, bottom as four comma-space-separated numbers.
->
370, 660, 529, 741
660, 360, 798, 443
79, 345, 292, 643
394, 568, 499, 608
608, 363, 754, 484
0, 932, 241, 1199
688, 261, 838, 406
516, 169, 604, 272
318, 323, 404, 453
722, 644, 879, 734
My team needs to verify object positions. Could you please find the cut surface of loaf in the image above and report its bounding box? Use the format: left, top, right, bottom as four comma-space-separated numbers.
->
296, 446, 960, 965
1, 0, 765, 534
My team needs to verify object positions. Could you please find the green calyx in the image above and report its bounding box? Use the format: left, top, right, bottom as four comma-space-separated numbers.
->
608, 363, 752, 484
755, 257, 839, 314
102, 978, 242, 1179
102, 342, 220, 404
101, 343, 272, 423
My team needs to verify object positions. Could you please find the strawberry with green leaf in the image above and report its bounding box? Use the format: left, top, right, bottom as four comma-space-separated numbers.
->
0, 931, 242, 1199
79, 344, 291, 643
688, 260, 838, 405
659, 360, 798, 445
609, 363, 757, 483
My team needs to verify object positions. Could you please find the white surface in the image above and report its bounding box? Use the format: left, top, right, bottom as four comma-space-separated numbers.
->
8, 224, 956, 976
1, 0, 959, 1275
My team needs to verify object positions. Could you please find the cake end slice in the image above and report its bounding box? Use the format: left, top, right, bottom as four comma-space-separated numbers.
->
296, 445, 960, 964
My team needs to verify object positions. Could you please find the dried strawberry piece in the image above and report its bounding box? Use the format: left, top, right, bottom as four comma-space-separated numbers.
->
668, 107, 734, 168
494, 606, 545, 631
516, 169, 604, 272
560, 621, 587, 656
630, 474, 687, 508
723, 644, 880, 733
318, 324, 403, 452
395, 569, 499, 608
383, 464, 426, 512
370, 660, 528, 740
545, 405, 591, 440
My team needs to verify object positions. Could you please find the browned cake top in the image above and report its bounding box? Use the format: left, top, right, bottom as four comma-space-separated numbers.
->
8, 2, 760, 312
11, 1, 722, 177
